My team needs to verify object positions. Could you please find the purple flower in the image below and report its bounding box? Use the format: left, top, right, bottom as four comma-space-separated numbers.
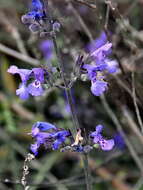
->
31, 143, 40, 156
7, 66, 47, 99
40, 40, 54, 60
83, 32, 118, 96
90, 125, 115, 151
114, 133, 125, 150
32, 0, 43, 12
86, 32, 117, 70
32, 121, 56, 137
30, 121, 70, 155
16, 83, 30, 100
28, 80, 44, 96
105, 59, 118, 73
21, 0, 45, 32
51, 130, 70, 150
52, 21, 61, 32
91, 80, 108, 96
91, 42, 112, 62
7, 66, 31, 83
83, 64, 106, 81
86, 32, 108, 53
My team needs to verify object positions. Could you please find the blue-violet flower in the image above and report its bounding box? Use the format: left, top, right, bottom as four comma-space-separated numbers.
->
30, 121, 71, 155
90, 125, 115, 151
83, 32, 118, 96
7, 66, 48, 99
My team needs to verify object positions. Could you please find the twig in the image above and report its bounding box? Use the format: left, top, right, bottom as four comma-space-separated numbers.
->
82, 154, 92, 190
0, 11, 28, 55
68, 1, 93, 41
66, 152, 132, 190
123, 0, 139, 17
72, 0, 96, 10
100, 95, 143, 175
104, 2, 110, 32
0, 43, 39, 66
133, 176, 143, 190
21, 153, 35, 190
121, 106, 143, 145
131, 72, 143, 133
113, 75, 141, 105
0, 92, 34, 121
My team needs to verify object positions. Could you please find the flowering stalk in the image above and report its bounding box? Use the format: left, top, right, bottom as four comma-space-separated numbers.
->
43, 0, 79, 135
9, 1, 117, 189
52, 33, 92, 190
43, 1, 91, 189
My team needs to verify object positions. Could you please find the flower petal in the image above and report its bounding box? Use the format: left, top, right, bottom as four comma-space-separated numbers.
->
86, 32, 108, 53
33, 121, 57, 132
99, 139, 115, 151
32, 68, 45, 82
28, 81, 44, 96
31, 143, 40, 155
91, 80, 108, 96
8, 65, 31, 83
16, 83, 29, 100
105, 59, 118, 73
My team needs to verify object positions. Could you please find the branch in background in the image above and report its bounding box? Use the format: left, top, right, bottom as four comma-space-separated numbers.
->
101, 95, 143, 175
120, 106, 143, 145
0, 92, 34, 121
67, 1, 93, 41
0, 43, 39, 66
66, 152, 132, 190
72, 0, 96, 9
0, 11, 28, 55
131, 72, 143, 133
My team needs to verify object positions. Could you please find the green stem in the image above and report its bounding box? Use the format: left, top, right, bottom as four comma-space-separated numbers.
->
43, 2, 92, 189
83, 154, 92, 190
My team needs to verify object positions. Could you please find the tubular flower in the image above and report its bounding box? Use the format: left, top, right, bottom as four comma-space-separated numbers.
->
90, 125, 115, 151
21, 0, 45, 24
83, 32, 118, 96
7, 66, 48, 99
30, 121, 71, 155
21, 0, 61, 35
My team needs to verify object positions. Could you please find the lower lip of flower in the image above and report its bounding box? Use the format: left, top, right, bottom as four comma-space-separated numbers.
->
34, 80, 41, 88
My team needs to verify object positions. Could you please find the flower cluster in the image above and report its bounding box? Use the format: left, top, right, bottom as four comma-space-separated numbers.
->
90, 125, 114, 151
83, 32, 118, 96
21, 0, 60, 35
7, 66, 48, 99
21, 0, 45, 32
30, 121, 71, 155
9, 0, 120, 158
30, 121, 115, 156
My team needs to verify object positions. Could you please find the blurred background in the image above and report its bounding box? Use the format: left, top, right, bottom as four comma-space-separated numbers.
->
0, 0, 143, 189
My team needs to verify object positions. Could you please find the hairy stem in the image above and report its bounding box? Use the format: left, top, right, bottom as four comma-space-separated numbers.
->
44, 2, 92, 189
52, 35, 79, 135
83, 154, 92, 190
52, 29, 92, 190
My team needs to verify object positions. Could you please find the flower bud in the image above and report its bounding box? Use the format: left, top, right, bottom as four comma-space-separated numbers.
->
83, 145, 93, 153
40, 31, 50, 38
29, 24, 40, 33
53, 21, 61, 32
21, 14, 33, 24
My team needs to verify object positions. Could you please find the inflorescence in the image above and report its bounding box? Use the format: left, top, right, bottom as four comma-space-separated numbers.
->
7, 0, 120, 156
21, 0, 60, 36
30, 121, 115, 156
